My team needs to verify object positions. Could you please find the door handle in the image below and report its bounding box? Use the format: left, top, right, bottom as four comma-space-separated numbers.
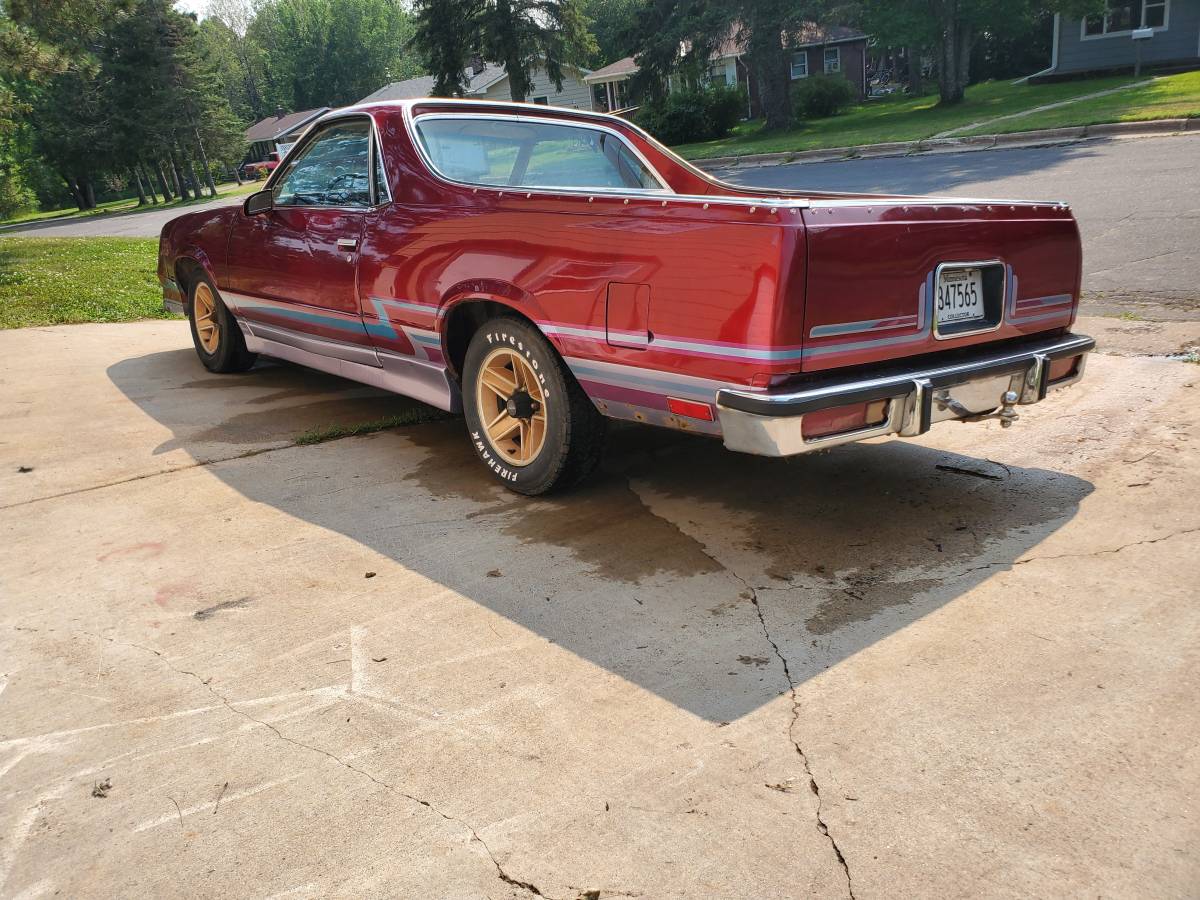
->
336, 238, 358, 250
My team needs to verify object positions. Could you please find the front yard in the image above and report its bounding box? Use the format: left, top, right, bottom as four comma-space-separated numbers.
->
0, 180, 261, 230
675, 71, 1200, 160
0, 238, 168, 329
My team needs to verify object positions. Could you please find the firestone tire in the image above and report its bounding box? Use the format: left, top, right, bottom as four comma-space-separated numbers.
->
187, 273, 257, 374
462, 316, 607, 496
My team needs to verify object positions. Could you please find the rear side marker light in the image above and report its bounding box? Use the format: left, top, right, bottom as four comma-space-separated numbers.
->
667, 398, 715, 421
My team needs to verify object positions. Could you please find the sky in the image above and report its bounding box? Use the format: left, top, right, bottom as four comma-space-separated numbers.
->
174, 0, 207, 18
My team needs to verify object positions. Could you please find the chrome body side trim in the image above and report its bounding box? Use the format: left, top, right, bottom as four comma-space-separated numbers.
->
716, 333, 1094, 457
244, 320, 382, 368
162, 276, 185, 315
241, 327, 462, 413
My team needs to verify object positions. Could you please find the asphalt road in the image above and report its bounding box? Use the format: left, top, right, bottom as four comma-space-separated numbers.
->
0, 191, 247, 239
1, 319, 1198, 897
716, 133, 1200, 303
6, 137, 1198, 307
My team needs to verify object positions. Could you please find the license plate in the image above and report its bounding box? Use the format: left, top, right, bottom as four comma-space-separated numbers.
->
936, 267, 985, 325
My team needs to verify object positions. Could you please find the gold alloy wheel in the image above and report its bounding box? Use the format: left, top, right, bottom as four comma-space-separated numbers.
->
475, 346, 548, 467
193, 282, 220, 354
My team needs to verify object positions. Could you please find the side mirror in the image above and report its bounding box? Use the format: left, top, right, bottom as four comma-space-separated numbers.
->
243, 189, 274, 216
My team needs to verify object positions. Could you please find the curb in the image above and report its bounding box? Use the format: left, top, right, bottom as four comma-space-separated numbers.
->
692, 118, 1197, 171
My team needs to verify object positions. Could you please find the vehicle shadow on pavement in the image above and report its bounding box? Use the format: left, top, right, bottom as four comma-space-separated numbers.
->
109, 351, 1094, 724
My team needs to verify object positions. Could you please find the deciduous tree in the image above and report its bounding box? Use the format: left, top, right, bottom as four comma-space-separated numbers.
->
412, 0, 595, 103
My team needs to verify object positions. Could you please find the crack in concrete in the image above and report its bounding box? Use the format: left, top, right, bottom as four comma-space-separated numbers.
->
746, 585, 856, 900
952, 525, 1200, 579
104, 636, 559, 900
620, 475, 856, 899
0, 446, 287, 511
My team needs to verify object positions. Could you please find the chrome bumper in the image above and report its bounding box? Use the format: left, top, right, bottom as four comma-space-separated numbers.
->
716, 333, 1094, 457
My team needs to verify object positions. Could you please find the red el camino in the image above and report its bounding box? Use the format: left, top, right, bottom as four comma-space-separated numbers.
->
159, 99, 1093, 495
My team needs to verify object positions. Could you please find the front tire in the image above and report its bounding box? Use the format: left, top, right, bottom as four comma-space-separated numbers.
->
187, 274, 257, 373
462, 317, 606, 495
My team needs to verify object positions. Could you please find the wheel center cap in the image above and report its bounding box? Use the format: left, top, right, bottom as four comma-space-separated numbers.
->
506, 391, 536, 420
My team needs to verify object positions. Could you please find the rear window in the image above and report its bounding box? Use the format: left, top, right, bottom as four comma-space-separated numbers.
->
414, 116, 664, 192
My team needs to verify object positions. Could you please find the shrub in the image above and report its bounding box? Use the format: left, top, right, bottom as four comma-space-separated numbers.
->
637, 85, 747, 145
792, 75, 857, 120
707, 85, 747, 136
0, 173, 36, 221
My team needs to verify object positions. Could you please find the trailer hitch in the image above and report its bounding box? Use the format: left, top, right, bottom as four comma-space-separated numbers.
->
935, 389, 1021, 428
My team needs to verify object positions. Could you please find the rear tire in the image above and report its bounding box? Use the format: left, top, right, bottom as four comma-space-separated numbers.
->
187, 274, 257, 373
462, 316, 606, 495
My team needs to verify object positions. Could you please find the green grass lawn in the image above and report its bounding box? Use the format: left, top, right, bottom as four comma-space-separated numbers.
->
673, 74, 1170, 160
0, 179, 261, 229
962, 70, 1200, 134
0, 237, 171, 328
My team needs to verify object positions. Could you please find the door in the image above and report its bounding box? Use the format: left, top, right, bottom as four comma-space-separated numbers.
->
226, 118, 375, 351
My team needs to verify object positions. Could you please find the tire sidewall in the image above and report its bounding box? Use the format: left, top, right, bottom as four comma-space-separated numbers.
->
463, 319, 569, 494
187, 275, 234, 371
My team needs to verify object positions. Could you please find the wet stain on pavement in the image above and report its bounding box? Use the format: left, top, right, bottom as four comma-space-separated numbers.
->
619, 436, 1091, 633
403, 422, 723, 583
158, 396, 429, 450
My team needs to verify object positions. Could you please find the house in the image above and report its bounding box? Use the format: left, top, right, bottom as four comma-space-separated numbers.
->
360, 58, 594, 110
583, 24, 869, 116
243, 107, 330, 162
1034, 0, 1200, 79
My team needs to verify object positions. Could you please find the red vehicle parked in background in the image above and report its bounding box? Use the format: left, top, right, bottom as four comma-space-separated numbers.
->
159, 99, 1092, 494
241, 150, 281, 180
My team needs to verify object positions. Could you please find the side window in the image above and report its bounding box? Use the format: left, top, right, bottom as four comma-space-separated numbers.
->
415, 117, 664, 192
373, 135, 390, 203
273, 121, 372, 208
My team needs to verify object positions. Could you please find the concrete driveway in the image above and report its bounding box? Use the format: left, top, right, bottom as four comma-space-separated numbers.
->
2, 317, 1197, 898
717, 134, 1200, 306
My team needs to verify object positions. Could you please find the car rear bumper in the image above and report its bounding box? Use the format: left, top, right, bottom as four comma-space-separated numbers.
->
716, 333, 1095, 457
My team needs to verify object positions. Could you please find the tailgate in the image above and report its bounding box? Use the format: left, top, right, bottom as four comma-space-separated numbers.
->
799, 199, 1082, 373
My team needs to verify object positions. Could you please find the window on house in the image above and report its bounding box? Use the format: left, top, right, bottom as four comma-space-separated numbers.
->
1143, 0, 1167, 26
790, 52, 808, 79
1084, 0, 1168, 36
532, 96, 549, 105
824, 47, 841, 74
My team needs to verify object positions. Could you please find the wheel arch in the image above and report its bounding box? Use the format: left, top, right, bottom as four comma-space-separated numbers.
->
441, 292, 565, 381
173, 251, 218, 308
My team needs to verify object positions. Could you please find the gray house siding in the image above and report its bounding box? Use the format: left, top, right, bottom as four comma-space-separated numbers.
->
479, 66, 594, 110
1055, 0, 1200, 73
